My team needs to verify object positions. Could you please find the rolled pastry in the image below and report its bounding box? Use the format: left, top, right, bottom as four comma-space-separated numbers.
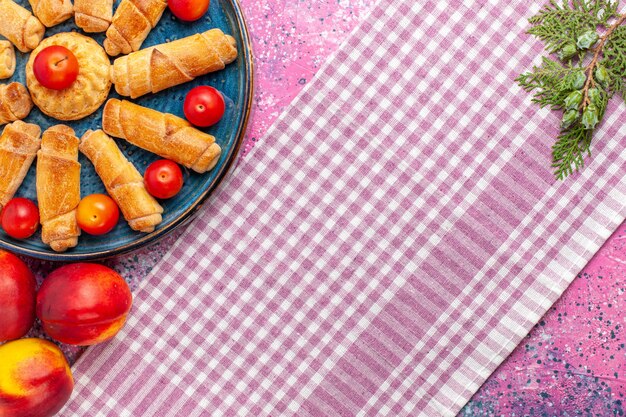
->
0, 121, 41, 211
0, 0, 45, 52
80, 129, 163, 233
29, 0, 73, 27
0, 42, 16, 79
0, 83, 34, 126
75, 0, 114, 33
111, 28, 238, 98
104, 0, 167, 57
103, 99, 222, 173
36, 125, 81, 252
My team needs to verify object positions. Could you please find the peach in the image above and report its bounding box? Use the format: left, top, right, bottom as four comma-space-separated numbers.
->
36, 263, 132, 346
0, 250, 36, 342
0, 338, 74, 417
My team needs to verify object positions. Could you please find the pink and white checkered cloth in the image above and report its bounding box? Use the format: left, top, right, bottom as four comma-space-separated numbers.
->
64, 0, 626, 415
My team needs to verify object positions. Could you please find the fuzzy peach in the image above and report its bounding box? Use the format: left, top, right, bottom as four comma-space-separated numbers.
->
36, 263, 132, 346
0, 338, 74, 417
0, 250, 36, 342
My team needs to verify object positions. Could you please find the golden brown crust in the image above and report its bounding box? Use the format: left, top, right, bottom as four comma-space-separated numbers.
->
0, 0, 45, 53
26, 32, 111, 121
0, 121, 41, 211
36, 125, 81, 252
104, 0, 167, 57
74, 0, 114, 33
79, 129, 163, 233
103, 99, 222, 174
111, 28, 238, 98
0, 42, 16, 80
29, 0, 73, 28
0, 83, 34, 126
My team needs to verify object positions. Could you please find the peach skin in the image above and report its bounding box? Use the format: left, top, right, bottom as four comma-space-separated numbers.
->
0, 338, 74, 417
36, 263, 132, 345
0, 250, 36, 342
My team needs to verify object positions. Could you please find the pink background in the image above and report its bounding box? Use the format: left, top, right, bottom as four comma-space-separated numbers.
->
21, 0, 626, 414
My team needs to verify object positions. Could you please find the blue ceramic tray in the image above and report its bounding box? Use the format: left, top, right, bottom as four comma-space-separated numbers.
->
0, 0, 253, 261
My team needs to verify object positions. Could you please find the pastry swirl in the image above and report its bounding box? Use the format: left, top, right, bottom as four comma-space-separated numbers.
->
0, 83, 34, 126
0, 42, 16, 80
103, 99, 222, 174
0, 121, 41, 211
36, 125, 81, 252
75, 0, 114, 33
104, 0, 167, 57
29, 0, 73, 27
80, 129, 163, 233
0, 0, 45, 53
111, 28, 238, 98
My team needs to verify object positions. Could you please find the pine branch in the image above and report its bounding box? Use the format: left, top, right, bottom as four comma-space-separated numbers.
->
528, 1, 598, 54
581, 13, 626, 107
552, 86, 608, 179
603, 25, 626, 97
552, 123, 592, 180
516, 57, 579, 110
518, 0, 626, 179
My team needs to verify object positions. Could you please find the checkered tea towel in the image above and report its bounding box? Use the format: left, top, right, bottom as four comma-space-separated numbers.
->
63, 0, 626, 415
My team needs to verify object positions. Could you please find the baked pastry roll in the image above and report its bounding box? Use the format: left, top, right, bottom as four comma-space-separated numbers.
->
29, 0, 73, 27
75, 0, 114, 33
103, 99, 222, 173
26, 32, 112, 121
0, 121, 41, 211
0, 42, 16, 79
104, 0, 168, 57
0, 0, 45, 52
80, 130, 163, 233
0, 83, 34, 126
111, 28, 238, 98
36, 125, 81, 252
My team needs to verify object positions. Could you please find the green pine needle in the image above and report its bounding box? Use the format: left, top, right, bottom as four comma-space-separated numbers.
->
518, 0, 626, 179
516, 57, 579, 110
603, 25, 626, 96
552, 124, 592, 180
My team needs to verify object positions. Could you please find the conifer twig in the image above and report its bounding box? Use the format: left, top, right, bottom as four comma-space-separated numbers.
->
582, 13, 626, 107
517, 0, 626, 179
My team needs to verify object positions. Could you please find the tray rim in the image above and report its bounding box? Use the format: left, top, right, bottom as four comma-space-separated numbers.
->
0, 0, 255, 262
